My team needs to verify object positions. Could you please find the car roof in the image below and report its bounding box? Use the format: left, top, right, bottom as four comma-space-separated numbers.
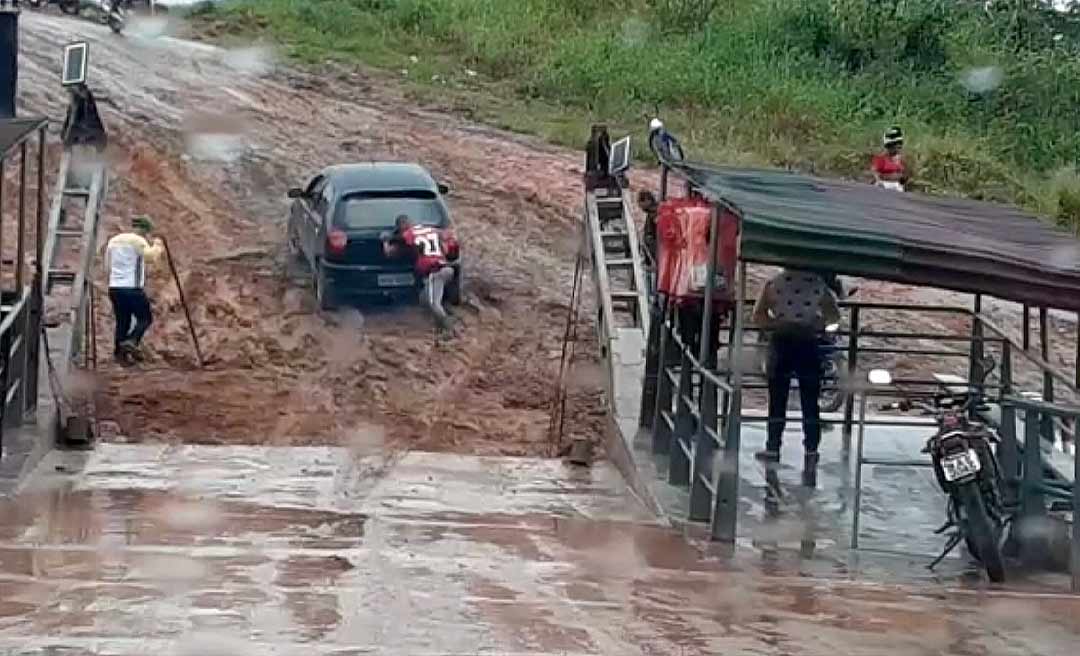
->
322, 162, 439, 193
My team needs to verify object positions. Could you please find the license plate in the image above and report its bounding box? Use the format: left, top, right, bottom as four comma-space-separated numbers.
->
941, 449, 981, 482
377, 273, 414, 288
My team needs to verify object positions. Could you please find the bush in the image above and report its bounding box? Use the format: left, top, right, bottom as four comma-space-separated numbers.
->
207, 0, 1080, 212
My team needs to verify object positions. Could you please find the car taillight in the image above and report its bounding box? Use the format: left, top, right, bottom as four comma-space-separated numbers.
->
327, 229, 348, 255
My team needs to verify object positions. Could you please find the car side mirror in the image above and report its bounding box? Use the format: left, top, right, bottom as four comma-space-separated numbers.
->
287, 187, 305, 199
437, 183, 450, 195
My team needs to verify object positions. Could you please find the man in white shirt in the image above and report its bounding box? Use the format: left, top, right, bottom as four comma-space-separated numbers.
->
105, 215, 163, 364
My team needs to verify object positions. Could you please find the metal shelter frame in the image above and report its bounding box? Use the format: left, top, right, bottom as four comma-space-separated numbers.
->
635, 133, 1080, 592
0, 117, 49, 455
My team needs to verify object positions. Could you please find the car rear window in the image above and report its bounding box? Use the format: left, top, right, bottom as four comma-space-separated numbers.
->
335, 190, 448, 230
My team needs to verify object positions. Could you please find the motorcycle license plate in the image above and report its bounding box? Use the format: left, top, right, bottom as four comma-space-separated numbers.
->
941, 449, 981, 482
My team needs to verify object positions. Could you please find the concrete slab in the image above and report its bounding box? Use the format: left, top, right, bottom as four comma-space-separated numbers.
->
1, 444, 1079, 654
633, 409, 1077, 586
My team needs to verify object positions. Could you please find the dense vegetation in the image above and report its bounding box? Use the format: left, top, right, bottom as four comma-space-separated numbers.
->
195, 0, 1080, 227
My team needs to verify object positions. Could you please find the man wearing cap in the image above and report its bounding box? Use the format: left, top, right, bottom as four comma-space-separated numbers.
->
105, 216, 163, 364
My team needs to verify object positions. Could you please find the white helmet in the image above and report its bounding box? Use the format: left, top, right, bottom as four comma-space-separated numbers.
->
649, 118, 664, 132
883, 126, 904, 147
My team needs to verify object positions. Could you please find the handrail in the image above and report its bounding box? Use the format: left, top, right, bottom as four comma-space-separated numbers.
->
1001, 394, 1080, 417
0, 289, 28, 336
977, 313, 1079, 398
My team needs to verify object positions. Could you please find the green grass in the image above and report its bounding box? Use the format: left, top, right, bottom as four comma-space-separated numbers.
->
188, 0, 1080, 229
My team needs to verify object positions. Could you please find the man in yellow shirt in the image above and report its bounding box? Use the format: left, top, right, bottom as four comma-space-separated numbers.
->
104, 215, 163, 364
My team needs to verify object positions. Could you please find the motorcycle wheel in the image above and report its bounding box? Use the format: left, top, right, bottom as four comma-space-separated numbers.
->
819, 387, 847, 413
108, 15, 124, 34
819, 354, 846, 412
59, 0, 81, 15
957, 482, 1006, 583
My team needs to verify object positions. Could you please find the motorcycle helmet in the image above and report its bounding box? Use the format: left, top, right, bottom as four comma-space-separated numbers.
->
883, 126, 904, 148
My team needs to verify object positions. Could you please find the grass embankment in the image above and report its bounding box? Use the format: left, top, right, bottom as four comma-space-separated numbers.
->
189, 0, 1080, 226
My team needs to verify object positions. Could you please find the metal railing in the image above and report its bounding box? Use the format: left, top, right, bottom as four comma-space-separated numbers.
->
0, 289, 31, 428
642, 246, 1080, 586
0, 120, 48, 455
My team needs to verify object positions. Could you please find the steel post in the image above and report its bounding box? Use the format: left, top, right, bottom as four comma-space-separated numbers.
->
969, 295, 984, 388
0, 328, 10, 429
640, 304, 661, 428
15, 141, 26, 291
842, 305, 861, 452
998, 343, 1019, 507
10, 301, 24, 418
689, 205, 721, 520
24, 127, 46, 416
712, 260, 746, 543
1072, 420, 1079, 593
1022, 304, 1030, 351
652, 301, 675, 454
1022, 408, 1045, 518
690, 372, 718, 521
1040, 307, 1054, 442
698, 206, 720, 370
851, 388, 869, 550
668, 345, 693, 486
1021, 408, 1047, 565
0, 153, 5, 289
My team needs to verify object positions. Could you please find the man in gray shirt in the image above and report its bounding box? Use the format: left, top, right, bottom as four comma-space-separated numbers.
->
752, 268, 840, 487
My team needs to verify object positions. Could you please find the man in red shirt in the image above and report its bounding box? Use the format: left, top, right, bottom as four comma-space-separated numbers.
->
383, 214, 458, 336
871, 126, 908, 190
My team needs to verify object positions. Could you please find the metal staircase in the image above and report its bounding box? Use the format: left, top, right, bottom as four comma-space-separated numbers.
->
39, 146, 109, 446
583, 184, 650, 439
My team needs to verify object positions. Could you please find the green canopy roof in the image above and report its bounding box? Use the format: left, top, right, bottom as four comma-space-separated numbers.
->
666, 160, 1080, 311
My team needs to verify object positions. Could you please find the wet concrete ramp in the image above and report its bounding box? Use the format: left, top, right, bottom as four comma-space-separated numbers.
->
1, 444, 1079, 655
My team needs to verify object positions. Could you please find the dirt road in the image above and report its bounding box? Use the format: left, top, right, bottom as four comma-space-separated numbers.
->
13, 11, 1078, 456
17, 11, 613, 455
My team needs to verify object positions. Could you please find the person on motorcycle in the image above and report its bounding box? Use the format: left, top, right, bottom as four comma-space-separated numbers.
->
752, 269, 840, 487
872, 126, 909, 190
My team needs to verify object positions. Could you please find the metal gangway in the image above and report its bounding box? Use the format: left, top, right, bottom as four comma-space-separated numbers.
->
548, 127, 650, 468
38, 85, 110, 447
583, 132, 650, 450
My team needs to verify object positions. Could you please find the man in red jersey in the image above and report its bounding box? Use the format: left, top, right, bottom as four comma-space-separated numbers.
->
383, 214, 458, 337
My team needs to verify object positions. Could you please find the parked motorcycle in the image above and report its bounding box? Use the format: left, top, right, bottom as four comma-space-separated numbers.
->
876, 360, 1007, 582
28, 0, 126, 33
818, 284, 858, 412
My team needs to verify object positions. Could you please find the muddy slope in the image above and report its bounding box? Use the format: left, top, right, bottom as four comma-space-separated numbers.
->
15, 12, 1078, 456
17, 12, 609, 455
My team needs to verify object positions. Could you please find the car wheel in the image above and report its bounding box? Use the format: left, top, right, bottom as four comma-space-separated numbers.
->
446, 266, 463, 306
287, 227, 304, 260
314, 262, 337, 312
